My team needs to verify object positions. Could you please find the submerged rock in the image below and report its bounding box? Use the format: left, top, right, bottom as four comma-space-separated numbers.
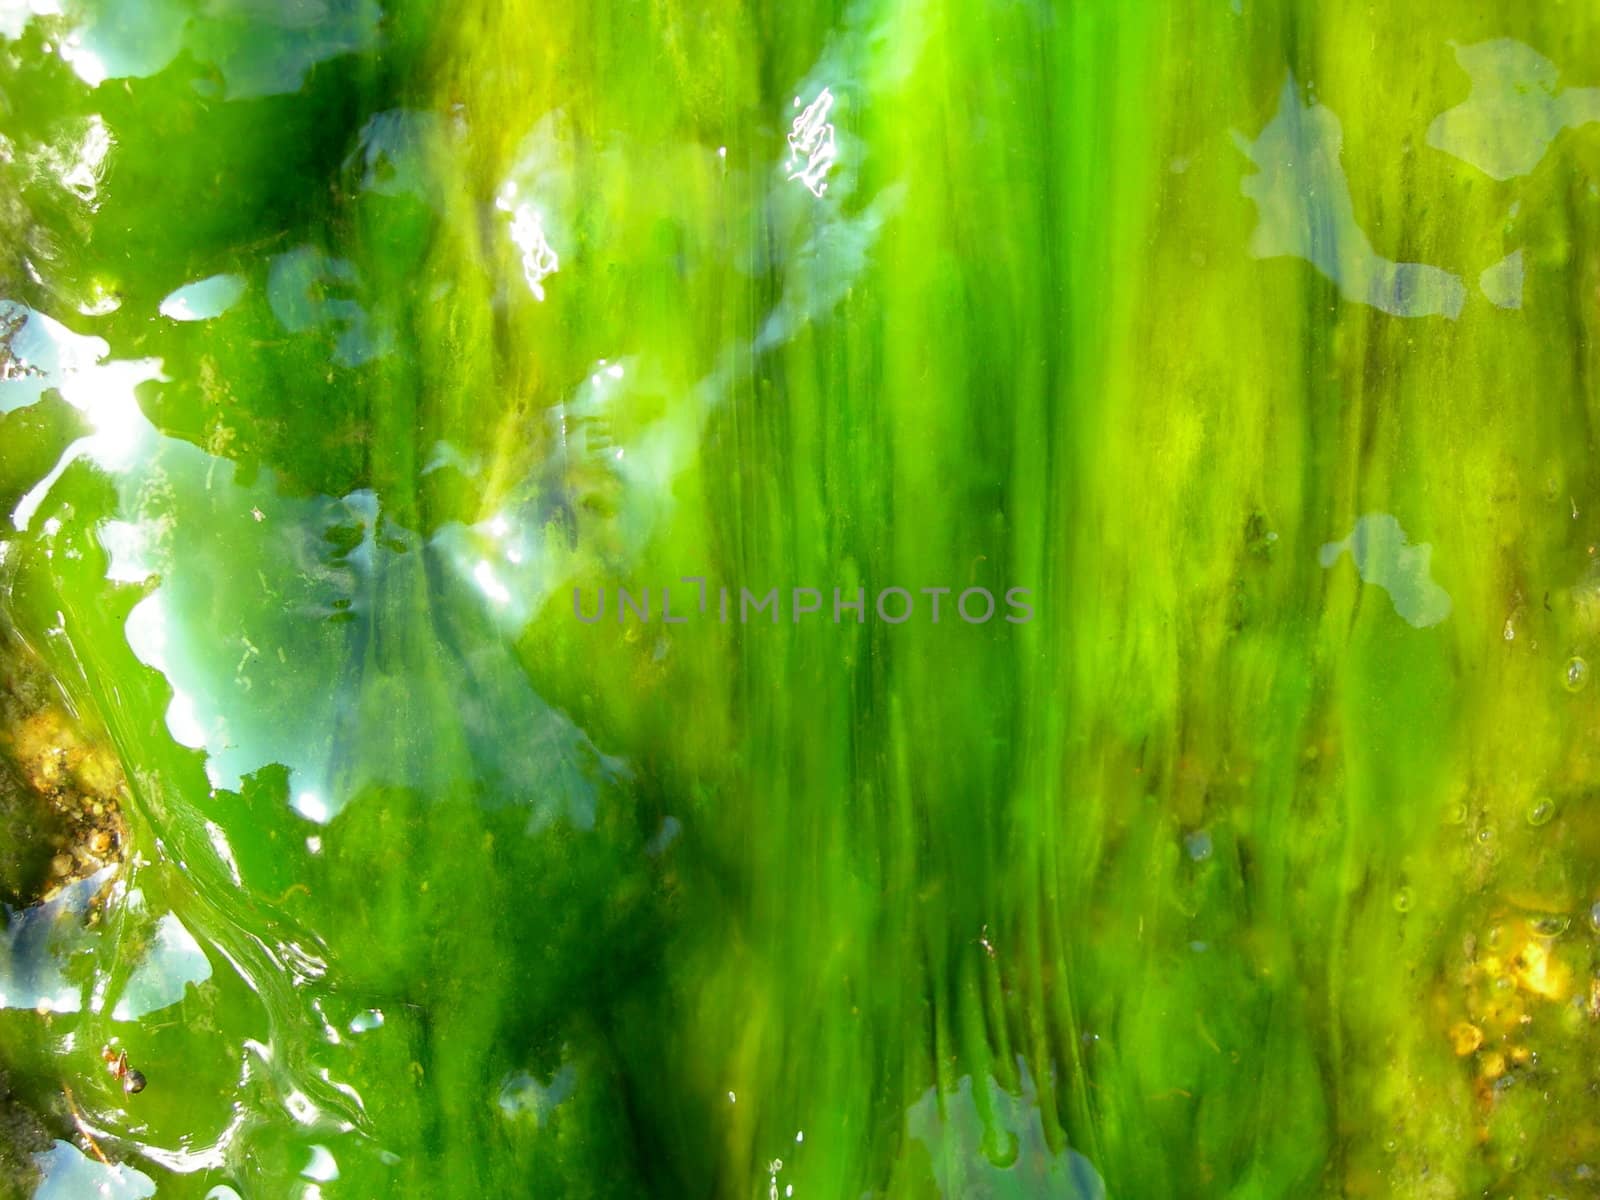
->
0, 627, 128, 906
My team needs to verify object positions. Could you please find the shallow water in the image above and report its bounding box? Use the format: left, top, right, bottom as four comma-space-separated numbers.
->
2, 1, 1600, 1197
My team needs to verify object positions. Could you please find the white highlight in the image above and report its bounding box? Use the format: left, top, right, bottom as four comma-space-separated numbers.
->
507, 204, 559, 300
785, 88, 839, 196
294, 791, 331, 823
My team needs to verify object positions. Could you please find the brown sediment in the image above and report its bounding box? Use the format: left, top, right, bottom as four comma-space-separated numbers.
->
0, 626, 128, 908
0, 628, 130, 1194
1445, 906, 1600, 1183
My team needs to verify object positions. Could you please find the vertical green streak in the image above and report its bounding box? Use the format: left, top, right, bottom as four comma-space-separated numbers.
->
5, 0, 1600, 1196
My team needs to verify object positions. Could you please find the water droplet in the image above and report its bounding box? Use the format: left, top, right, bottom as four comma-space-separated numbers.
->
1393, 887, 1412, 913
1564, 656, 1589, 692
1589, 901, 1600, 933
1530, 913, 1570, 937
1184, 830, 1213, 862
1527, 798, 1555, 827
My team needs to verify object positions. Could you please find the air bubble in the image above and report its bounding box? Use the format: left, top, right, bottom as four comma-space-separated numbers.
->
1527, 798, 1554, 827
1530, 914, 1569, 937
1564, 656, 1589, 692
1393, 887, 1412, 913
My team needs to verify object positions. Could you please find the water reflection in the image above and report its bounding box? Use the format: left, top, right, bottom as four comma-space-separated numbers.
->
267, 245, 393, 368
50, 0, 383, 100
1236, 77, 1466, 319
1478, 249, 1524, 310
0, 299, 164, 528
2, 281, 628, 839
1427, 39, 1600, 180
301, 1144, 339, 1182
110, 910, 212, 1021
159, 274, 247, 322
1319, 513, 1452, 629
0, 867, 214, 1020
345, 110, 445, 206
31, 1139, 156, 1199
0, 868, 110, 1013
497, 1062, 577, 1121
756, 2, 911, 349
0, 0, 61, 42
27, 114, 113, 208
0, 300, 128, 415
905, 1063, 1106, 1198
786, 89, 839, 197
495, 113, 573, 304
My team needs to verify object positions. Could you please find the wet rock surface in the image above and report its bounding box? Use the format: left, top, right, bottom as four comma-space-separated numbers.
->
0, 628, 127, 907
0, 626, 129, 1194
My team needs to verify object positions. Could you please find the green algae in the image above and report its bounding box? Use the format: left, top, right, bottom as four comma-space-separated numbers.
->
1, 1, 1600, 1197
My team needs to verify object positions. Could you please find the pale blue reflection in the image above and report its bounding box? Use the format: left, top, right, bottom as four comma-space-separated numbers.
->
56, 0, 186, 86
1319, 513, 1452, 629
0, 862, 223, 1036
49, 0, 382, 100
421, 441, 483, 479
111, 910, 212, 1020
0, 868, 113, 1013
755, 182, 904, 351
268, 245, 393, 368
1236, 77, 1466, 319
1427, 40, 1600, 181
92, 435, 622, 829
345, 109, 444, 205
112, 456, 625, 826
906, 1062, 1106, 1199
1, 300, 114, 414
1478, 249, 1524, 310
758, 0, 912, 348
497, 1062, 577, 1120
159, 274, 247, 322
32, 1140, 156, 1200
2, 290, 627, 828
